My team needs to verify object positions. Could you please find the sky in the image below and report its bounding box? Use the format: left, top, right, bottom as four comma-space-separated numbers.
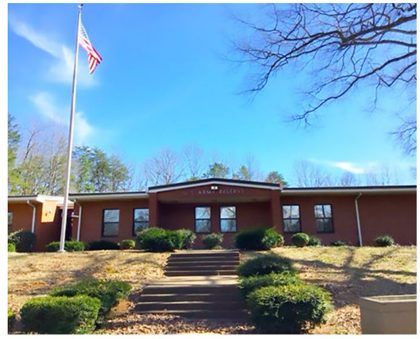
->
7, 3, 417, 186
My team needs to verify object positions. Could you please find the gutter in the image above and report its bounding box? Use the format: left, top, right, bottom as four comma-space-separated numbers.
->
74, 199, 82, 241
355, 193, 363, 246
26, 200, 36, 233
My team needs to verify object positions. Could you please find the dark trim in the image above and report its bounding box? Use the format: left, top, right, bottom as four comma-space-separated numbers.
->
195, 206, 212, 234
283, 185, 416, 191
70, 191, 146, 197
149, 178, 280, 191
132, 208, 149, 236
282, 204, 302, 233
314, 204, 334, 234
102, 208, 120, 237
219, 205, 237, 233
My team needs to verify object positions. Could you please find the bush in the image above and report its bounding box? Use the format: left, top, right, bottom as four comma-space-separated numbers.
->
46, 241, 85, 252
8, 243, 16, 252
308, 236, 322, 247
50, 279, 131, 324
8, 229, 37, 252
238, 253, 295, 278
8, 309, 15, 331
20, 295, 100, 334
119, 239, 135, 250
235, 228, 283, 251
375, 235, 395, 247
87, 240, 120, 251
136, 228, 175, 252
202, 233, 223, 249
247, 284, 333, 334
291, 233, 310, 247
239, 272, 301, 296
174, 229, 196, 249
330, 240, 348, 247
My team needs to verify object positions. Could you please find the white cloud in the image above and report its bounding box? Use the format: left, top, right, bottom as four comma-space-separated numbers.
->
9, 16, 97, 87
308, 158, 380, 174
29, 91, 96, 145
330, 162, 367, 174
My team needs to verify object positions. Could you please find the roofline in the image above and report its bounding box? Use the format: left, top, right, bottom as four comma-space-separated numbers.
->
282, 185, 416, 195
148, 178, 281, 193
70, 191, 148, 201
7, 195, 66, 203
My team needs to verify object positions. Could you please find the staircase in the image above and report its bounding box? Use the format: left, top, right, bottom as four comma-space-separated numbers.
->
135, 250, 249, 320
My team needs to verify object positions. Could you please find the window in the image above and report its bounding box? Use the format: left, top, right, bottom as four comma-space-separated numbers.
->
195, 207, 211, 233
314, 204, 334, 233
133, 208, 149, 235
102, 209, 119, 237
8, 212, 13, 234
220, 206, 237, 233
282, 205, 301, 233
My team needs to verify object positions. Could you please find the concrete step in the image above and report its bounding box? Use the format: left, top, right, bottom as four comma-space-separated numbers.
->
143, 285, 240, 294
165, 270, 237, 276
165, 264, 238, 270
167, 258, 239, 264
138, 293, 243, 302
168, 253, 239, 260
135, 300, 246, 312
166, 260, 239, 266
134, 309, 250, 320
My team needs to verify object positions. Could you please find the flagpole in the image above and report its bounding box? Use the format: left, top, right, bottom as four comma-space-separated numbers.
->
58, 4, 83, 252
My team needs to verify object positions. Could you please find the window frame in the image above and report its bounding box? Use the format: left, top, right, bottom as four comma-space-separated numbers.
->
133, 208, 149, 236
195, 206, 212, 234
282, 204, 301, 233
219, 205, 237, 233
314, 203, 334, 233
102, 208, 120, 237
8, 212, 13, 235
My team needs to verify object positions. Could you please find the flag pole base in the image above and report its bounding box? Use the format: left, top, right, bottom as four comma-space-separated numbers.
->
57, 249, 67, 253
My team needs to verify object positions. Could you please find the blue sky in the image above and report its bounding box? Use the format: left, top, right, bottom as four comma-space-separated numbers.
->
8, 3, 417, 186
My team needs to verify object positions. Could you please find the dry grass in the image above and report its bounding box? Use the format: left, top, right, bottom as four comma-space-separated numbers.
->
8, 246, 416, 334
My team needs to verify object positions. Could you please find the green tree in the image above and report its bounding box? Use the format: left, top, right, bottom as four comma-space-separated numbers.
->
202, 162, 230, 179
265, 171, 288, 187
233, 165, 252, 181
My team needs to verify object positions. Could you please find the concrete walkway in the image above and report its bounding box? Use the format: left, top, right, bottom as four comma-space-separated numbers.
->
135, 250, 249, 320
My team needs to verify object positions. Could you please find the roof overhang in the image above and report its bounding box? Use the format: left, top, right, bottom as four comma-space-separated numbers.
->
148, 179, 281, 193
282, 186, 417, 196
8, 195, 67, 203
70, 192, 148, 201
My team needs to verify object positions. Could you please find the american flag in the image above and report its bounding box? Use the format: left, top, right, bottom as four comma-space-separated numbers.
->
79, 22, 102, 74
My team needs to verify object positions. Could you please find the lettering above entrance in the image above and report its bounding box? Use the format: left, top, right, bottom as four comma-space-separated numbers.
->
183, 187, 245, 196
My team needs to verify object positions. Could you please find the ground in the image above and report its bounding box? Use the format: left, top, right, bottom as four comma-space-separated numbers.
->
8, 246, 416, 334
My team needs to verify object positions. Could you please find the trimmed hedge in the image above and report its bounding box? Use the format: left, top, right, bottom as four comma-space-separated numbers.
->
330, 240, 348, 247
308, 236, 322, 247
88, 240, 120, 251
235, 228, 283, 250
238, 272, 301, 296
20, 295, 101, 334
238, 254, 295, 278
8, 243, 16, 252
375, 235, 395, 247
291, 233, 310, 247
50, 279, 131, 324
8, 230, 37, 252
137, 228, 174, 252
46, 240, 85, 252
174, 229, 196, 249
119, 239, 135, 250
8, 309, 16, 331
247, 284, 333, 334
202, 233, 223, 249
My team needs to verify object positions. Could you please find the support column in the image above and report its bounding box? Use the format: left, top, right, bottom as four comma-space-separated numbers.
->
149, 193, 160, 227
270, 190, 282, 232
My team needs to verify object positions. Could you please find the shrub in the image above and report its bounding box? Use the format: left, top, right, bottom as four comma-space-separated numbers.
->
8, 243, 16, 252
202, 233, 223, 249
238, 253, 295, 278
247, 284, 333, 334
239, 272, 301, 296
291, 233, 310, 247
375, 235, 395, 247
136, 228, 175, 252
174, 229, 196, 249
46, 241, 85, 252
119, 239, 135, 250
20, 295, 100, 334
8, 229, 36, 252
87, 240, 120, 251
330, 240, 348, 247
308, 236, 322, 247
50, 279, 131, 324
235, 228, 283, 251
8, 309, 15, 331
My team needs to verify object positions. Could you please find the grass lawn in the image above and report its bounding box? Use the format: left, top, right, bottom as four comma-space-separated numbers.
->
8, 246, 416, 334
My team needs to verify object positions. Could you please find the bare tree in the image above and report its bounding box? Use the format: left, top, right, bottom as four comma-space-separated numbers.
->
339, 171, 361, 186
294, 160, 334, 187
182, 144, 206, 180
232, 3, 417, 154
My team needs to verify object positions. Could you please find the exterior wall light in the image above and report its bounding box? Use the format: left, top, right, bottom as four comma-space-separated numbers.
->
211, 186, 219, 190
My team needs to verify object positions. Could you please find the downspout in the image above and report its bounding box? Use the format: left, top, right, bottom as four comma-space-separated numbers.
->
74, 199, 82, 242
27, 200, 36, 233
355, 193, 363, 246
